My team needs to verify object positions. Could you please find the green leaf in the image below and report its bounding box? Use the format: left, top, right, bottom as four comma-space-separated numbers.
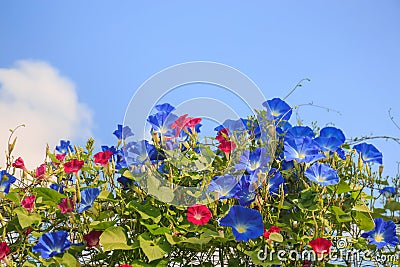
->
147, 175, 175, 203
354, 211, 374, 231
33, 187, 64, 205
269, 232, 283, 243
139, 233, 171, 262
89, 221, 116, 230
181, 237, 212, 245
57, 253, 79, 267
14, 207, 41, 228
384, 201, 400, 212
99, 226, 135, 251
127, 200, 162, 223
140, 222, 170, 236
336, 180, 352, 194
330, 206, 352, 222
352, 202, 370, 213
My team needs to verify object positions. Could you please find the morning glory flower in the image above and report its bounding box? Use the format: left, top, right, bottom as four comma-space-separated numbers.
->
113, 125, 134, 140
319, 127, 345, 143
233, 175, 256, 206
285, 126, 315, 140
56, 140, 74, 154
219, 205, 264, 241
262, 98, 292, 121
353, 143, 383, 165
76, 188, 101, 213
284, 137, 325, 163
235, 148, 270, 174
124, 140, 164, 165
147, 111, 178, 135
154, 103, 175, 114
208, 175, 239, 200
0, 170, 17, 194
305, 163, 340, 186
379, 186, 396, 197
32, 231, 71, 259
315, 127, 345, 153
266, 168, 286, 195
361, 218, 399, 249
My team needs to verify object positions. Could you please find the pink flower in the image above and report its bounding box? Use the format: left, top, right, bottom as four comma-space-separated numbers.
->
218, 140, 236, 153
185, 117, 202, 128
171, 114, 190, 136
12, 157, 25, 169
64, 159, 84, 173
216, 128, 229, 142
309, 237, 332, 256
0, 242, 10, 261
118, 265, 132, 267
21, 195, 35, 212
56, 154, 66, 162
58, 198, 75, 213
35, 163, 47, 179
187, 204, 212, 225
83, 230, 103, 248
269, 226, 281, 233
94, 151, 113, 166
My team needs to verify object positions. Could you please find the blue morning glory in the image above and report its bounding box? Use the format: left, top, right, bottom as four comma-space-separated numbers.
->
233, 175, 256, 206
125, 140, 164, 165
219, 205, 264, 241
235, 148, 270, 174
208, 175, 240, 200
117, 175, 134, 189
353, 143, 383, 165
262, 98, 292, 121
32, 231, 71, 259
361, 218, 399, 249
147, 111, 178, 135
56, 140, 74, 154
380, 186, 396, 197
101, 145, 117, 154
50, 183, 64, 194
113, 125, 134, 140
305, 163, 339, 186
0, 170, 16, 194
284, 137, 325, 163
76, 188, 101, 213
155, 103, 175, 114
285, 126, 315, 140
319, 127, 345, 144
267, 168, 286, 195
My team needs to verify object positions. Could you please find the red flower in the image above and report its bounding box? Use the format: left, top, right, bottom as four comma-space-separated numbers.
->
0, 242, 10, 261
35, 163, 47, 179
218, 140, 236, 153
64, 159, 84, 173
185, 117, 202, 128
58, 198, 75, 213
21, 195, 35, 212
83, 230, 103, 248
187, 204, 212, 225
94, 151, 113, 166
12, 157, 25, 169
263, 230, 271, 239
302, 260, 312, 267
56, 154, 66, 162
309, 237, 332, 256
171, 114, 189, 136
269, 226, 281, 233
118, 265, 132, 267
23, 228, 33, 236
216, 128, 229, 142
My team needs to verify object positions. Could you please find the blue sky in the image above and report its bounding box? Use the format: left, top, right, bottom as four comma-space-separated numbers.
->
1, 1, 400, 177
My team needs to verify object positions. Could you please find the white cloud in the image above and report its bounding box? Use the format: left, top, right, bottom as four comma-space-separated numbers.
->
0, 60, 93, 169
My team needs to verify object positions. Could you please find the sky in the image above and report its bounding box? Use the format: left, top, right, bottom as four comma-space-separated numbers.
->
0, 1, 400, 180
